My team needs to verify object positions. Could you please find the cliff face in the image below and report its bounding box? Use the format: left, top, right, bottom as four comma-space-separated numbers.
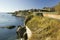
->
26, 16, 60, 40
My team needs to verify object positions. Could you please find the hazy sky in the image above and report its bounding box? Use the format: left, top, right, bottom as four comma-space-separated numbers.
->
0, 0, 60, 12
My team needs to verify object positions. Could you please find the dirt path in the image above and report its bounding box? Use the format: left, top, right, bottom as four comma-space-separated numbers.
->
43, 14, 60, 19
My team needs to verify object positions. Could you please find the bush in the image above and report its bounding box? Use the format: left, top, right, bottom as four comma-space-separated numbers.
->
25, 15, 34, 25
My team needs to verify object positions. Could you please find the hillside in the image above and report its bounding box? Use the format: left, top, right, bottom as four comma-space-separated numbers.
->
54, 3, 60, 14
26, 16, 60, 40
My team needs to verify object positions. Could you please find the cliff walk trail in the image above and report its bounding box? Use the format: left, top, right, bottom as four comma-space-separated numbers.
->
43, 14, 60, 20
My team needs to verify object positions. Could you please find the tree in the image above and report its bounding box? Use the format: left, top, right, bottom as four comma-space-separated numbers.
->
54, 2, 60, 14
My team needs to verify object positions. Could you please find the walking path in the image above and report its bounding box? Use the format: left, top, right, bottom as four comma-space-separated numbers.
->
43, 14, 60, 19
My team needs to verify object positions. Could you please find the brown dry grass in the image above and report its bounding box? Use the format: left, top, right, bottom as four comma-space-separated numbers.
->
26, 16, 60, 40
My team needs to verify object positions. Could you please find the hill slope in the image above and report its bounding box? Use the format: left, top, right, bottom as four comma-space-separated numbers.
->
26, 16, 60, 40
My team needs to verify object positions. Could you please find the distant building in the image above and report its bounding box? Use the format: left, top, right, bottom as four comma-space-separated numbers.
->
43, 7, 55, 12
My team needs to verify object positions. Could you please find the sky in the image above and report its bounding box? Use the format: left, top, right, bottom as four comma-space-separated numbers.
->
0, 0, 60, 12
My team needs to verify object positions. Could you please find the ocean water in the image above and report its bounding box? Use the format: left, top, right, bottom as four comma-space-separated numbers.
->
0, 13, 25, 40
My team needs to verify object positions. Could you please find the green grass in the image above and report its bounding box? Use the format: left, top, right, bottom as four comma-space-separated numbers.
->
26, 16, 60, 40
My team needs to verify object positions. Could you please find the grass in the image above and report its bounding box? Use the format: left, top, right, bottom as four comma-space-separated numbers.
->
26, 16, 60, 40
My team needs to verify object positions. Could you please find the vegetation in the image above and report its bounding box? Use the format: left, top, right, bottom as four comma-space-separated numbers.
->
26, 16, 60, 40
54, 2, 60, 14
25, 15, 34, 25
13, 2, 60, 16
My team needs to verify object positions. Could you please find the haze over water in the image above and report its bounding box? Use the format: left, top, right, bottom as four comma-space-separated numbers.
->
0, 13, 25, 27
